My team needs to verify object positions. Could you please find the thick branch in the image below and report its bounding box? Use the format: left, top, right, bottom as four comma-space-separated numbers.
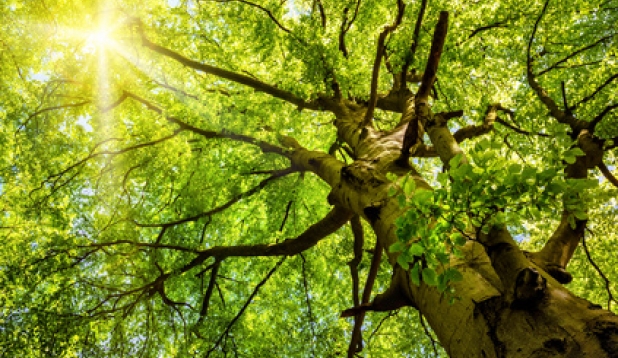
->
136, 24, 323, 111
417, 11, 449, 102
312, 0, 327, 28
347, 239, 383, 357
397, 96, 419, 164
399, 12, 449, 165
338, 1, 361, 58
453, 106, 498, 142
599, 160, 618, 188
182, 206, 353, 272
348, 216, 364, 307
401, 0, 428, 88
531, 131, 595, 283
363, 0, 406, 125
199, 260, 221, 318
122, 91, 288, 155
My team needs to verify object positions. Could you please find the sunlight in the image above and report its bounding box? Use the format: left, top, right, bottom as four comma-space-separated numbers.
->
88, 28, 113, 48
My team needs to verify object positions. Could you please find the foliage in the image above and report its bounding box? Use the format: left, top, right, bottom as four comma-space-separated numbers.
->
0, 0, 616, 357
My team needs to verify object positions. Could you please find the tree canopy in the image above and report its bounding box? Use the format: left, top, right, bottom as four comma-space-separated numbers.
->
0, 0, 617, 357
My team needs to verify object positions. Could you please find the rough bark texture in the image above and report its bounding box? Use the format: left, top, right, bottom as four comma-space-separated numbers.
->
281, 94, 618, 357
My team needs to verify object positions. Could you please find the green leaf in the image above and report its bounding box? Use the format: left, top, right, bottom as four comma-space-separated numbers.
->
437, 276, 448, 292
403, 178, 416, 196
444, 267, 464, 282
508, 164, 522, 174
410, 262, 421, 286
436, 252, 450, 264
449, 154, 463, 169
451, 233, 467, 246
573, 211, 588, 220
422, 268, 438, 286
413, 189, 434, 206
568, 147, 586, 157
568, 214, 577, 229
389, 241, 406, 253
410, 243, 424, 257
437, 172, 449, 186
397, 255, 410, 270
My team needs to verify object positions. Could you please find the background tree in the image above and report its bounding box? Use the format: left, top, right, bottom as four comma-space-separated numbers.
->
1, 0, 617, 356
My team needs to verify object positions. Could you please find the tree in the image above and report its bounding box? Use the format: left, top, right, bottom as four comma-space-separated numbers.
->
1, 0, 617, 356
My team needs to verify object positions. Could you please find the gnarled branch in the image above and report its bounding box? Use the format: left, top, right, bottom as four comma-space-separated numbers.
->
181, 206, 354, 273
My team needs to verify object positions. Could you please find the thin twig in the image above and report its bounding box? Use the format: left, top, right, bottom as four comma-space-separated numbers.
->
300, 254, 317, 357
581, 236, 618, 310
419, 312, 439, 356
206, 257, 286, 357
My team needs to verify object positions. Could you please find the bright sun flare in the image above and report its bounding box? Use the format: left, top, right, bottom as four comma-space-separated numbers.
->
88, 29, 113, 47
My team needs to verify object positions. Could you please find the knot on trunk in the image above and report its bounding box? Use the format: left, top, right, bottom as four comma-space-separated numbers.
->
340, 161, 387, 189
511, 267, 547, 310
525, 252, 574, 284
544, 264, 573, 284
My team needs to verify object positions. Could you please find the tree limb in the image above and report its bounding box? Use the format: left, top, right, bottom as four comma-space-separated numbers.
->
122, 90, 289, 156
494, 117, 550, 137
199, 260, 221, 319
19, 100, 91, 130
347, 238, 382, 357
526, 0, 575, 125
338, 0, 361, 58
134, 169, 294, 228
401, 0, 428, 88
398, 12, 449, 165
598, 160, 618, 188
537, 35, 614, 77
590, 103, 618, 132
348, 215, 364, 309
582, 236, 618, 310
467, 21, 507, 40
417, 11, 449, 103
207, 0, 291, 34
312, 0, 327, 28
181, 206, 354, 273
135, 22, 323, 111
205, 257, 286, 357
363, 0, 406, 126
574, 73, 618, 108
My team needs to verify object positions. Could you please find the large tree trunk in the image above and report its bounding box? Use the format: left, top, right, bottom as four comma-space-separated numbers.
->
409, 243, 618, 357
379, 217, 618, 357
283, 97, 618, 357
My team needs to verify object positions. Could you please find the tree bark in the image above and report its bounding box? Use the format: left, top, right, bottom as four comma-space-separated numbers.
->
290, 101, 618, 357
